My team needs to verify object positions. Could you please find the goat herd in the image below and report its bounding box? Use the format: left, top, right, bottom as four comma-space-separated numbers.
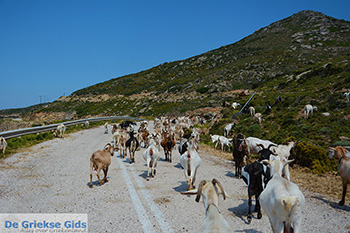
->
87, 114, 349, 233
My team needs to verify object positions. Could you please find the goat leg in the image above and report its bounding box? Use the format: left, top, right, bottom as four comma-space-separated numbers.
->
255, 195, 262, 219
97, 169, 101, 186
103, 167, 109, 183
339, 181, 347, 205
247, 195, 252, 224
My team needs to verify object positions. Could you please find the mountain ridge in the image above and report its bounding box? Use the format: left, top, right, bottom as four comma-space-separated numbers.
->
1, 10, 350, 120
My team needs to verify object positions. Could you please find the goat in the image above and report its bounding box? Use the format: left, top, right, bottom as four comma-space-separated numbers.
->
248, 106, 255, 117
111, 124, 118, 134
304, 104, 317, 118
224, 123, 235, 137
113, 129, 121, 151
160, 132, 175, 162
104, 122, 108, 134
84, 120, 89, 128
119, 130, 127, 159
265, 102, 272, 114
140, 129, 150, 148
232, 102, 240, 109
178, 137, 191, 155
126, 131, 139, 163
181, 179, 230, 233
253, 113, 263, 125
241, 161, 269, 223
216, 136, 233, 152
274, 141, 296, 180
180, 148, 201, 190
210, 134, 220, 145
245, 137, 277, 156
344, 92, 350, 102
0, 137, 7, 156
260, 159, 305, 233
328, 146, 350, 205
90, 143, 115, 188
54, 124, 66, 138
275, 96, 282, 105
232, 134, 249, 178
142, 139, 160, 181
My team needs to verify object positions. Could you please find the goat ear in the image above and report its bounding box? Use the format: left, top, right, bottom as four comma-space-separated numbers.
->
195, 180, 207, 203
212, 179, 226, 200
329, 147, 336, 151
284, 159, 294, 166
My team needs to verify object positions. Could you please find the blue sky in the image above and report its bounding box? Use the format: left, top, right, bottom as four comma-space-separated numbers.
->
1, 0, 349, 110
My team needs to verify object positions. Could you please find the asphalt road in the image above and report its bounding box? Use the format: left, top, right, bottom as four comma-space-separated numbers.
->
0, 122, 349, 232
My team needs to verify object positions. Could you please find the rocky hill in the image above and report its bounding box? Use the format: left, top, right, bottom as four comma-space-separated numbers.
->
1, 10, 350, 147
25, 10, 348, 118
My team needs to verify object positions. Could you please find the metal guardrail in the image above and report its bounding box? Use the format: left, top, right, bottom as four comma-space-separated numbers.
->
0, 116, 145, 139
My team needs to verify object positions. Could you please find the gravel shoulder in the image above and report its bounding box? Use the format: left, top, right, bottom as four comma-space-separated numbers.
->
0, 123, 349, 232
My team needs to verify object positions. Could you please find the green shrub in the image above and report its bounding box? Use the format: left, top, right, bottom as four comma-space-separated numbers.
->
294, 141, 337, 174
196, 87, 209, 94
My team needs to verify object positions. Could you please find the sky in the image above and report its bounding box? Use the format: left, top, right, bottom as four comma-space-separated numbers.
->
1, 0, 349, 110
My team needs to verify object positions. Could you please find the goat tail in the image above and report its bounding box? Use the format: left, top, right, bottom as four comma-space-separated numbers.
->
281, 196, 299, 214
277, 196, 300, 233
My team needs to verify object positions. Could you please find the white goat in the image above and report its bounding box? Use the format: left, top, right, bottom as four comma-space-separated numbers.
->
224, 123, 235, 137
253, 113, 263, 125
180, 148, 201, 190
182, 179, 230, 233
104, 122, 109, 134
260, 159, 305, 233
142, 139, 160, 181
54, 124, 66, 138
304, 104, 317, 118
118, 130, 127, 159
89, 143, 115, 188
249, 106, 255, 117
0, 137, 7, 156
273, 141, 296, 180
216, 136, 233, 152
245, 136, 277, 155
113, 129, 121, 151
231, 102, 240, 109
344, 92, 350, 102
210, 134, 220, 144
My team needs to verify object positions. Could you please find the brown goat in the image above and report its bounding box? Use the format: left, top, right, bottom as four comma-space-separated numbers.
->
329, 146, 350, 205
90, 143, 114, 188
160, 131, 175, 163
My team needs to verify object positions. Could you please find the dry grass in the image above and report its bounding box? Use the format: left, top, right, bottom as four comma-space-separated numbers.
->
199, 143, 348, 202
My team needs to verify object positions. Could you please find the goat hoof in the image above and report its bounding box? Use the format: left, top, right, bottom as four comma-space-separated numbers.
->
89, 185, 93, 188
339, 200, 345, 206
247, 216, 252, 224
146, 177, 149, 181
257, 213, 262, 219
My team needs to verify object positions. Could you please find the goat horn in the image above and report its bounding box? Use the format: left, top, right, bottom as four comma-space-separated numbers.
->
256, 144, 266, 149
104, 143, 112, 149
268, 144, 278, 149
195, 180, 207, 203
212, 179, 226, 200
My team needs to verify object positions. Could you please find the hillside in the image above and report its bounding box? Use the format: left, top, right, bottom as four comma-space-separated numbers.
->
1, 10, 350, 149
